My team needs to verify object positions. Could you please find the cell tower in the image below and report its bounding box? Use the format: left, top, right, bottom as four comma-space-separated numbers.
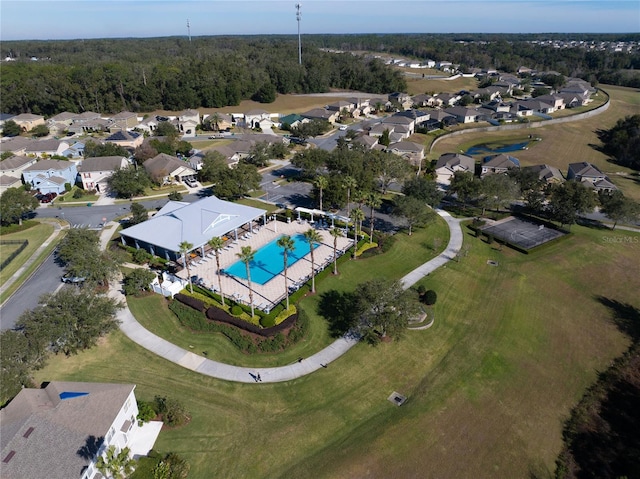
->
187, 19, 191, 43
296, 4, 302, 64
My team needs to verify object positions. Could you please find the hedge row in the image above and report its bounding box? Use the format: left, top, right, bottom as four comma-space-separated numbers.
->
205, 305, 298, 337
168, 300, 306, 353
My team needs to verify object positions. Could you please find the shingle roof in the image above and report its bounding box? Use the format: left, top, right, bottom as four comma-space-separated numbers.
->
144, 153, 192, 177
78, 156, 127, 173
0, 155, 34, 171
436, 153, 475, 171
106, 130, 141, 142
24, 159, 72, 172
483, 154, 520, 169
0, 381, 135, 479
568, 161, 604, 179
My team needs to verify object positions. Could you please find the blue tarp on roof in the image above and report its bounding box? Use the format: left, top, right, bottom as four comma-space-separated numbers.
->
59, 391, 89, 400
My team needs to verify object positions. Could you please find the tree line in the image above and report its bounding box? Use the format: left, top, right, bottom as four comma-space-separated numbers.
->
0, 36, 406, 116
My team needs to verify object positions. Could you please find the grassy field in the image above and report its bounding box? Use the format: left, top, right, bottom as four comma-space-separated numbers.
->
430, 85, 640, 200
33, 217, 639, 478
0, 221, 55, 287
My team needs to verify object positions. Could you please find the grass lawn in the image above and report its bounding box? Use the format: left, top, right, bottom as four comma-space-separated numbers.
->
431, 85, 640, 199
0, 221, 55, 288
127, 215, 450, 368
33, 221, 639, 479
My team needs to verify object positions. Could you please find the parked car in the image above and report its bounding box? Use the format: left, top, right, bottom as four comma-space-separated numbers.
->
61, 274, 86, 284
338, 125, 348, 131
39, 192, 57, 203
185, 179, 198, 188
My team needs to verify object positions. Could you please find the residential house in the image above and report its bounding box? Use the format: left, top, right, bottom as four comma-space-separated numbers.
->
109, 111, 139, 131
177, 109, 200, 138
567, 161, 617, 192
205, 144, 243, 167
0, 175, 23, 195
518, 98, 556, 114
436, 61, 453, 70
143, 153, 196, 185
347, 97, 373, 116
243, 109, 272, 128
24, 139, 70, 158
135, 116, 160, 134
510, 102, 534, 117
444, 106, 479, 124
387, 92, 413, 110
47, 112, 76, 135
60, 141, 86, 159
411, 94, 438, 108
202, 113, 234, 131
300, 108, 339, 123
434, 93, 459, 107
352, 134, 379, 150
0, 137, 31, 156
278, 113, 306, 129
0, 155, 38, 178
481, 154, 520, 177
0, 381, 160, 479
78, 156, 129, 192
427, 110, 457, 128
326, 100, 356, 115
382, 114, 416, 135
394, 109, 431, 127
523, 164, 564, 184
535, 94, 566, 110
435, 152, 476, 186
69, 112, 109, 134
105, 130, 143, 150
10, 113, 45, 132
23, 159, 78, 194
387, 141, 425, 167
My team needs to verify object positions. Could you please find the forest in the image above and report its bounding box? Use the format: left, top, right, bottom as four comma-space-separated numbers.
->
1, 33, 639, 116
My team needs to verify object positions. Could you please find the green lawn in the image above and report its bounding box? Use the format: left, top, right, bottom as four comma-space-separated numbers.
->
33, 219, 639, 479
128, 216, 450, 367
0, 221, 55, 287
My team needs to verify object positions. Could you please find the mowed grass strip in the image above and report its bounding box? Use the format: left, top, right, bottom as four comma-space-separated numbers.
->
33, 224, 638, 479
0, 222, 55, 287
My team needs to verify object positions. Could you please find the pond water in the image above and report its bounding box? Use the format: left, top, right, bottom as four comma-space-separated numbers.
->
466, 141, 529, 155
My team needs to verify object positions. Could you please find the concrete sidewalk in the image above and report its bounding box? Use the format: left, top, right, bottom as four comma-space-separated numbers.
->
111, 209, 465, 383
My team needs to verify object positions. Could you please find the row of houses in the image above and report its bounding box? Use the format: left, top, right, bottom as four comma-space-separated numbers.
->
435, 151, 617, 193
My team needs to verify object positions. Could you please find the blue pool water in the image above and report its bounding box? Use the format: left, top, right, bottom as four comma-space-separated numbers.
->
466, 141, 529, 155
223, 234, 318, 285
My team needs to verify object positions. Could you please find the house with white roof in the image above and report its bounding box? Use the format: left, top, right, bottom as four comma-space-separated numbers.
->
119, 195, 268, 261
0, 381, 161, 479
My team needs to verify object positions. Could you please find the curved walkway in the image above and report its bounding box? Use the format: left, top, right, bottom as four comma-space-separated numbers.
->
109, 209, 465, 383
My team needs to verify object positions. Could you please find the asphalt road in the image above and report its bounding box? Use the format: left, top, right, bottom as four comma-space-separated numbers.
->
0, 251, 66, 330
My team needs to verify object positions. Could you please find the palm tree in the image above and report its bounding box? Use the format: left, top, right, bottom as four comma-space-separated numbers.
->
303, 228, 323, 293
95, 445, 135, 479
210, 112, 221, 131
236, 246, 256, 317
314, 174, 328, 211
276, 234, 295, 310
178, 240, 194, 293
342, 175, 357, 218
350, 208, 364, 260
329, 227, 342, 275
207, 236, 226, 306
366, 192, 382, 244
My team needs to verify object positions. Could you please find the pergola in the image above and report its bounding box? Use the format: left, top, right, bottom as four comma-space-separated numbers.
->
294, 207, 350, 226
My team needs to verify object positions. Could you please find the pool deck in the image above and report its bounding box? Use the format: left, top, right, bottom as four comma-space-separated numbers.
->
177, 220, 353, 311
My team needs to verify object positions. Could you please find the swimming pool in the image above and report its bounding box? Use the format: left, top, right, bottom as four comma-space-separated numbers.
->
223, 234, 319, 285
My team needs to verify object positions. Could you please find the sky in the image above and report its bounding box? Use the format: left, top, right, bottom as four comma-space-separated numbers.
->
1, 1, 638, 41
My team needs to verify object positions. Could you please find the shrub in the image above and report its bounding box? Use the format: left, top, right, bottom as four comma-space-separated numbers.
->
174, 293, 206, 312
132, 248, 152, 264
154, 395, 190, 428
260, 315, 276, 328
423, 290, 437, 306
137, 400, 157, 426
231, 305, 243, 316
73, 188, 84, 199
